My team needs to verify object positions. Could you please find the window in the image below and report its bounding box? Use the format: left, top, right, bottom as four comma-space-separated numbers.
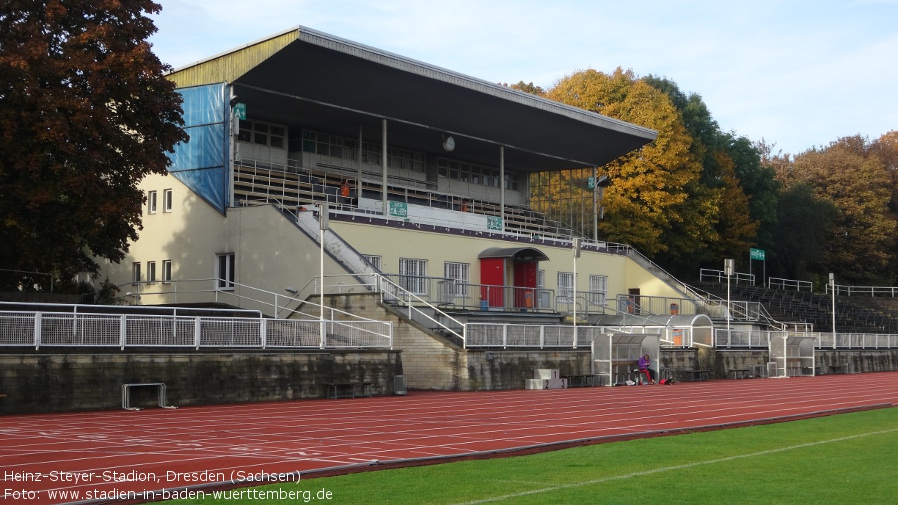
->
362, 255, 382, 271
216, 253, 235, 290
538, 269, 550, 308
253, 122, 268, 145
162, 260, 172, 283
399, 258, 427, 295
132, 262, 141, 285
163, 189, 173, 213
436, 158, 519, 190
589, 275, 608, 306
269, 125, 285, 149
557, 272, 574, 301
444, 262, 470, 299
238, 119, 286, 149
147, 261, 157, 283
301, 129, 425, 173
147, 190, 157, 214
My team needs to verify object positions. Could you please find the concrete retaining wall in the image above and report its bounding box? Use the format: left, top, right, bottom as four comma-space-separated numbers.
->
0, 350, 402, 414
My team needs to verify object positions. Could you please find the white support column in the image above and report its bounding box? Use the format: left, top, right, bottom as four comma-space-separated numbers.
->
592, 167, 598, 241
382, 119, 388, 215
499, 146, 505, 230
358, 125, 364, 195
228, 87, 237, 210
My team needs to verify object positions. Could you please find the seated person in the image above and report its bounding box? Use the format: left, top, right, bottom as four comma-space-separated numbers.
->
638, 354, 656, 384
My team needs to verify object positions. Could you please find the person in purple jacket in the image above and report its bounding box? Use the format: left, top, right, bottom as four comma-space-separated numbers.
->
638, 354, 656, 384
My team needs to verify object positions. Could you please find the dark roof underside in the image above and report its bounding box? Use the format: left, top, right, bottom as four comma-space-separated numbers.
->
178, 27, 657, 173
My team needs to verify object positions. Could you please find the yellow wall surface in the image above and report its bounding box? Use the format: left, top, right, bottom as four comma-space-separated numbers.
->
101, 174, 684, 310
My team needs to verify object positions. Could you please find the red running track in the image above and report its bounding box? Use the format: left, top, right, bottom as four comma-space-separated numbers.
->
2, 372, 897, 504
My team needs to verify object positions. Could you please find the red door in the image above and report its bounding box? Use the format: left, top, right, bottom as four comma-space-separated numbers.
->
479, 258, 505, 307
513, 261, 538, 309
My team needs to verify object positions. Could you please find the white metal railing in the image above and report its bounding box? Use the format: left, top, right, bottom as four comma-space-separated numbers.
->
699, 268, 755, 285
829, 284, 898, 297
465, 323, 608, 348
714, 328, 785, 348
379, 274, 557, 313
0, 310, 392, 350
378, 275, 465, 344
714, 328, 898, 350
813, 331, 898, 349
768, 277, 813, 291
613, 294, 699, 317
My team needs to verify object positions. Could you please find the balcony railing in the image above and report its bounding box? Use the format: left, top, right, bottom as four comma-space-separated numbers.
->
380, 274, 557, 313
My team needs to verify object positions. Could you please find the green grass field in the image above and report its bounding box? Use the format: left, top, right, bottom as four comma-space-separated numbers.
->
169, 407, 898, 504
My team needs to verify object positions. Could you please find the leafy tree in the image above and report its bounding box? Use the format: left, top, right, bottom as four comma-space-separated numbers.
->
644, 76, 776, 272
869, 131, 898, 212
546, 68, 708, 264
0, 0, 186, 289
507, 81, 546, 96
869, 131, 898, 282
771, 183, 837, 279
785, 137, 895, 284
728, 136, 779, 251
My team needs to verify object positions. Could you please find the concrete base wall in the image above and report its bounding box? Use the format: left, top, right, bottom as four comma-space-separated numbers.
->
0, 350, 402, 414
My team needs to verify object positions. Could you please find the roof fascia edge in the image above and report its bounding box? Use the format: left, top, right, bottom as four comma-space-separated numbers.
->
167, 27, 300, 85
296, 26, 657, 141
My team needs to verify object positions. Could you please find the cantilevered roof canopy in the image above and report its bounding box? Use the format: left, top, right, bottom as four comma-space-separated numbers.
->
170, 26, 657, 173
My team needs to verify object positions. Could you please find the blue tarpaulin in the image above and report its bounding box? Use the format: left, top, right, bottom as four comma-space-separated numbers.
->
167, 83, 229, 213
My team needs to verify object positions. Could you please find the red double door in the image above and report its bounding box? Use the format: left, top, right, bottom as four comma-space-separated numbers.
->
479, 258, 538, 309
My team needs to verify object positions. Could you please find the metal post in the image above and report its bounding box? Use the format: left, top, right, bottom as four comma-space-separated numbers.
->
573, 239, 581, 344
228, 88, 237, 210
725, 259, 734, 342
499, 146, 505, 231
319, 204, 329, 349
381, 119, 388, 215
830, 273, 836, 349
592, 167, 598, 241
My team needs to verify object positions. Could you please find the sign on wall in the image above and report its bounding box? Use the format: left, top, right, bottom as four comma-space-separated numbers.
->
389, 201, 408, 218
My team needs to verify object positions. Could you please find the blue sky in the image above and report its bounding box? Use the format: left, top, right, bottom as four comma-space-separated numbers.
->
149, 0, 898, 155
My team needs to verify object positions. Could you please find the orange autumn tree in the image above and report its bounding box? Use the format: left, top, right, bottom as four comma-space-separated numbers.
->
785, 136, 896, 283
542, 68, 715, 263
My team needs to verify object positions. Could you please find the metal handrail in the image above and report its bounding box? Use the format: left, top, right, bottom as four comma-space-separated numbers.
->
768, 277, 814, 292
378, 275, 465, 343
0, 310, 392, 350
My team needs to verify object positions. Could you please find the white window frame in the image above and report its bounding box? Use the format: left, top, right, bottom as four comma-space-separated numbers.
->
399, 258, 427, 295
589, 274, 608, 306
147, 190, 157, 214
147, 261, 157, 284
538, 269, 551, 308
362, 254, 382, 271
131, 262, 141, 285
216, 253, 235, 291
163, 189, 173, 213
444, 262, 470, 299
557, 272, 574, 301
162, 260, 172, 283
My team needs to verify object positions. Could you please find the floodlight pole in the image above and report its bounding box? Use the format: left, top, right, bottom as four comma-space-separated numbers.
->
725, 259, 734, 343
573, 238, 581, 348
320, 204, 329, 349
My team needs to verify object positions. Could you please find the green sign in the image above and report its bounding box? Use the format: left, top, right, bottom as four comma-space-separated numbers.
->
750, 248, 765, 260
233, 102, 246, 120
389, 201, 407, 218
587, 176, 595, 189
487, 216, 503, 231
